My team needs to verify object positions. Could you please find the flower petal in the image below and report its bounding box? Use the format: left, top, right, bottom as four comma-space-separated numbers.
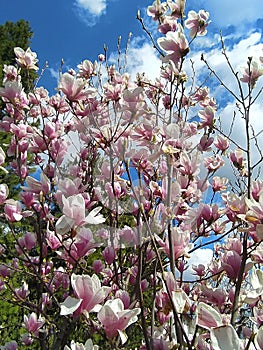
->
60, 296, 82, 315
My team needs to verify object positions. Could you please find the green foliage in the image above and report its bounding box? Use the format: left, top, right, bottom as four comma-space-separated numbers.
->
0, 300, 22, 342
0, 19, 38, 348
0, 19, 37, 94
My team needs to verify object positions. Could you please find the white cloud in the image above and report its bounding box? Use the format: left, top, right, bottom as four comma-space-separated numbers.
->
109, 39, 162, 81
126, 42, 162, 80
73, 0, 107, 27
75, 0, 107, 16
197, 0, 263, 28
49, 67, 59, 82
189, 31, 263, 147
188, 32, 263, 92
183, 248, 214, 281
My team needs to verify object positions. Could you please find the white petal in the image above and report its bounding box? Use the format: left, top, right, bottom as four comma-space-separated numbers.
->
255, 326, 263, 349
172, 289, 190, 314
85, 206, 105, 225
60, 296, 82, 315
56, 215, 74, 235
210, 324, 240, 350
196, 302, 222, 330
118, 330, 128, 344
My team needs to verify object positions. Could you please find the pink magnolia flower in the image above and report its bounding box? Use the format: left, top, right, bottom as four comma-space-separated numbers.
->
4, 199, 23, 222
230, 149, 244, 170
77, 59, 97, 79
21, 334, 33, 346
120, 87, 145, 115
61, 228, 97, 263
98, 54, 105, 62
23, 312, 45, 335
119, 226, 139, 245
93, 259, 104, 274
158, 16, 178, 34
46, 229, 62, 250
14, 281, 29, 300
98, 298, 141, 344
147, 1, 168, 21
214, 135, 229, 152
53, 267, 70, 290
102, 246, 116, 265
60, 273, 111, 316
204, 154, 224, 172
3, 64, 19, 82
157, 25, 189, 64
201, 285, 227, 307
185, 10, 210, 38
198, 135, 214, 152
221, 250, 241, 280
56, 194, 105, 235
156, 290, 173, 324
49, 93, 69, 113
211, 325, 241, 350
151, 338, 169, 350
0, 264, 11, 278
0, 341, 18, 350
198, 106, 215, 128
115, 290, 130, 309
167, 0, 185, 19
211, 176, 228, 192
240, 59, 263, 88
196, 302, 223, 330
103, 81, 124, 101
55, 178, 84, 204
245, 192, 263, 238
64, 339, 99, 350
192, 263, 206, 277
0, 184, 9, 204
0, 146, 5, 166
222, 192, 246, 222
17, 232, 37, 252
57, 72, 96, 102
44, 121, 62, 140
23, 173, 50, 195
0, 80, 28, 109
251, 179, 263, 201
14, 47, 38, 71
105, 181, 122, 200
156, 227, 192, 260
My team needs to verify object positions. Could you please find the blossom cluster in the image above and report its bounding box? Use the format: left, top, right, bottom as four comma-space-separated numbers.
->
0, 1, 263, 349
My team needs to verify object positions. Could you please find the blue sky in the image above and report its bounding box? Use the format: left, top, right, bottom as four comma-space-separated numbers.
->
0, 0, 150, 92
1, 0, 263, 94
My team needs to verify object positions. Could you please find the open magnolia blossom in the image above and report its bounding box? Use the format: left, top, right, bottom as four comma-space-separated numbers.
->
60, 274, 110, 316
157, 24, 189, 64
196, 304, 242, 350
97, 298, 141, 344
56, 194, 105, 234
64, 339, 99, 350
14, 47, 38, 71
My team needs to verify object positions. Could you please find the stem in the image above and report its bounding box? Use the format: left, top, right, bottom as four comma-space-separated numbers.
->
231, 59, 252, 326
137, 242, 152, 350
166, 156, 176, 276
124, 162, 191, 349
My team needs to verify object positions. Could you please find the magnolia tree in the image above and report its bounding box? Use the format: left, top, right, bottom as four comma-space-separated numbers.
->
0, 0, 263, 349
